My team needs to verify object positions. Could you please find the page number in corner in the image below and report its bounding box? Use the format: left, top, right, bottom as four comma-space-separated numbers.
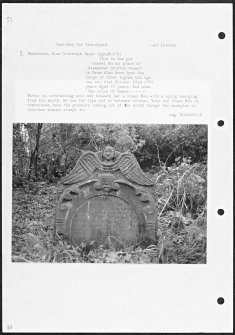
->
7, 324, 13, 331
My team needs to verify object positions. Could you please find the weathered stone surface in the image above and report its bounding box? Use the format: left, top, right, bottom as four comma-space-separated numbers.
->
72, 196, 139, 245
55, 146, 158, 246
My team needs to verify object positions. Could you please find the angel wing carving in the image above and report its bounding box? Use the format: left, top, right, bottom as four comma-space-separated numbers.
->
113, 153, 154, 186
60, 152, 103, 185
59, 148, 154, 187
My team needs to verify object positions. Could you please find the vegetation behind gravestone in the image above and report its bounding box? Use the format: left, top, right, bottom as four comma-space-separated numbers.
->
12, 123, 207, 263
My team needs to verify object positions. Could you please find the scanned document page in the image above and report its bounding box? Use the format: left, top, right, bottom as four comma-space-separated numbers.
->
2, 3, 233, 332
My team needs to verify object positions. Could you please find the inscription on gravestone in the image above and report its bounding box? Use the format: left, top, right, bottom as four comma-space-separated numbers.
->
55, 146, 158, 246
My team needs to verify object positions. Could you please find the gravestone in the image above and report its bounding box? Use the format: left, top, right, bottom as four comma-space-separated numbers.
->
55, 146, 158, 246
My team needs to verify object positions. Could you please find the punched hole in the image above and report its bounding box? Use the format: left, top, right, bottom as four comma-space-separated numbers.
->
217, 209, 224, 216
218, 32, 226, 39
217, 297, 224, 305
217, 120, 224, 127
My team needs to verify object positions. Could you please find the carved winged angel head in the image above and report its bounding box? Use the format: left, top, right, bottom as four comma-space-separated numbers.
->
59, 146, 154, 186
102, 146, 115, 161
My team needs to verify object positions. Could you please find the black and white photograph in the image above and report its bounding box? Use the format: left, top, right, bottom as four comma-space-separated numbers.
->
12, 123, 207, 264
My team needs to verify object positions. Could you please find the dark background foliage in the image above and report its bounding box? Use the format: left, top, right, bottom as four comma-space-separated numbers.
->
13, 123, 207, 186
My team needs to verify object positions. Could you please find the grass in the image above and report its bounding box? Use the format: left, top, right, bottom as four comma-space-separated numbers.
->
12, 160, 207, 264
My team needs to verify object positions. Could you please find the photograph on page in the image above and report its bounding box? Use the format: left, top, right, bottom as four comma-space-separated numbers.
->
2, 3, 233, 333
12, 123, 207, 264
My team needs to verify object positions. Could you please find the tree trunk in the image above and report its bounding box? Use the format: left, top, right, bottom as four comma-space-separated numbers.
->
28, 123, 43, 181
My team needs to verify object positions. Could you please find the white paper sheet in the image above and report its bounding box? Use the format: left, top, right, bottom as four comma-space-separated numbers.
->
2, 3, 233, 332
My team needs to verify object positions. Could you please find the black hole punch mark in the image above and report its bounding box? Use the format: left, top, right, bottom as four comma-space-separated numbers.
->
217, 297, 224, 305
217, 120, 224, 127
217, 209, 224, 216
218, 32, 226, 39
